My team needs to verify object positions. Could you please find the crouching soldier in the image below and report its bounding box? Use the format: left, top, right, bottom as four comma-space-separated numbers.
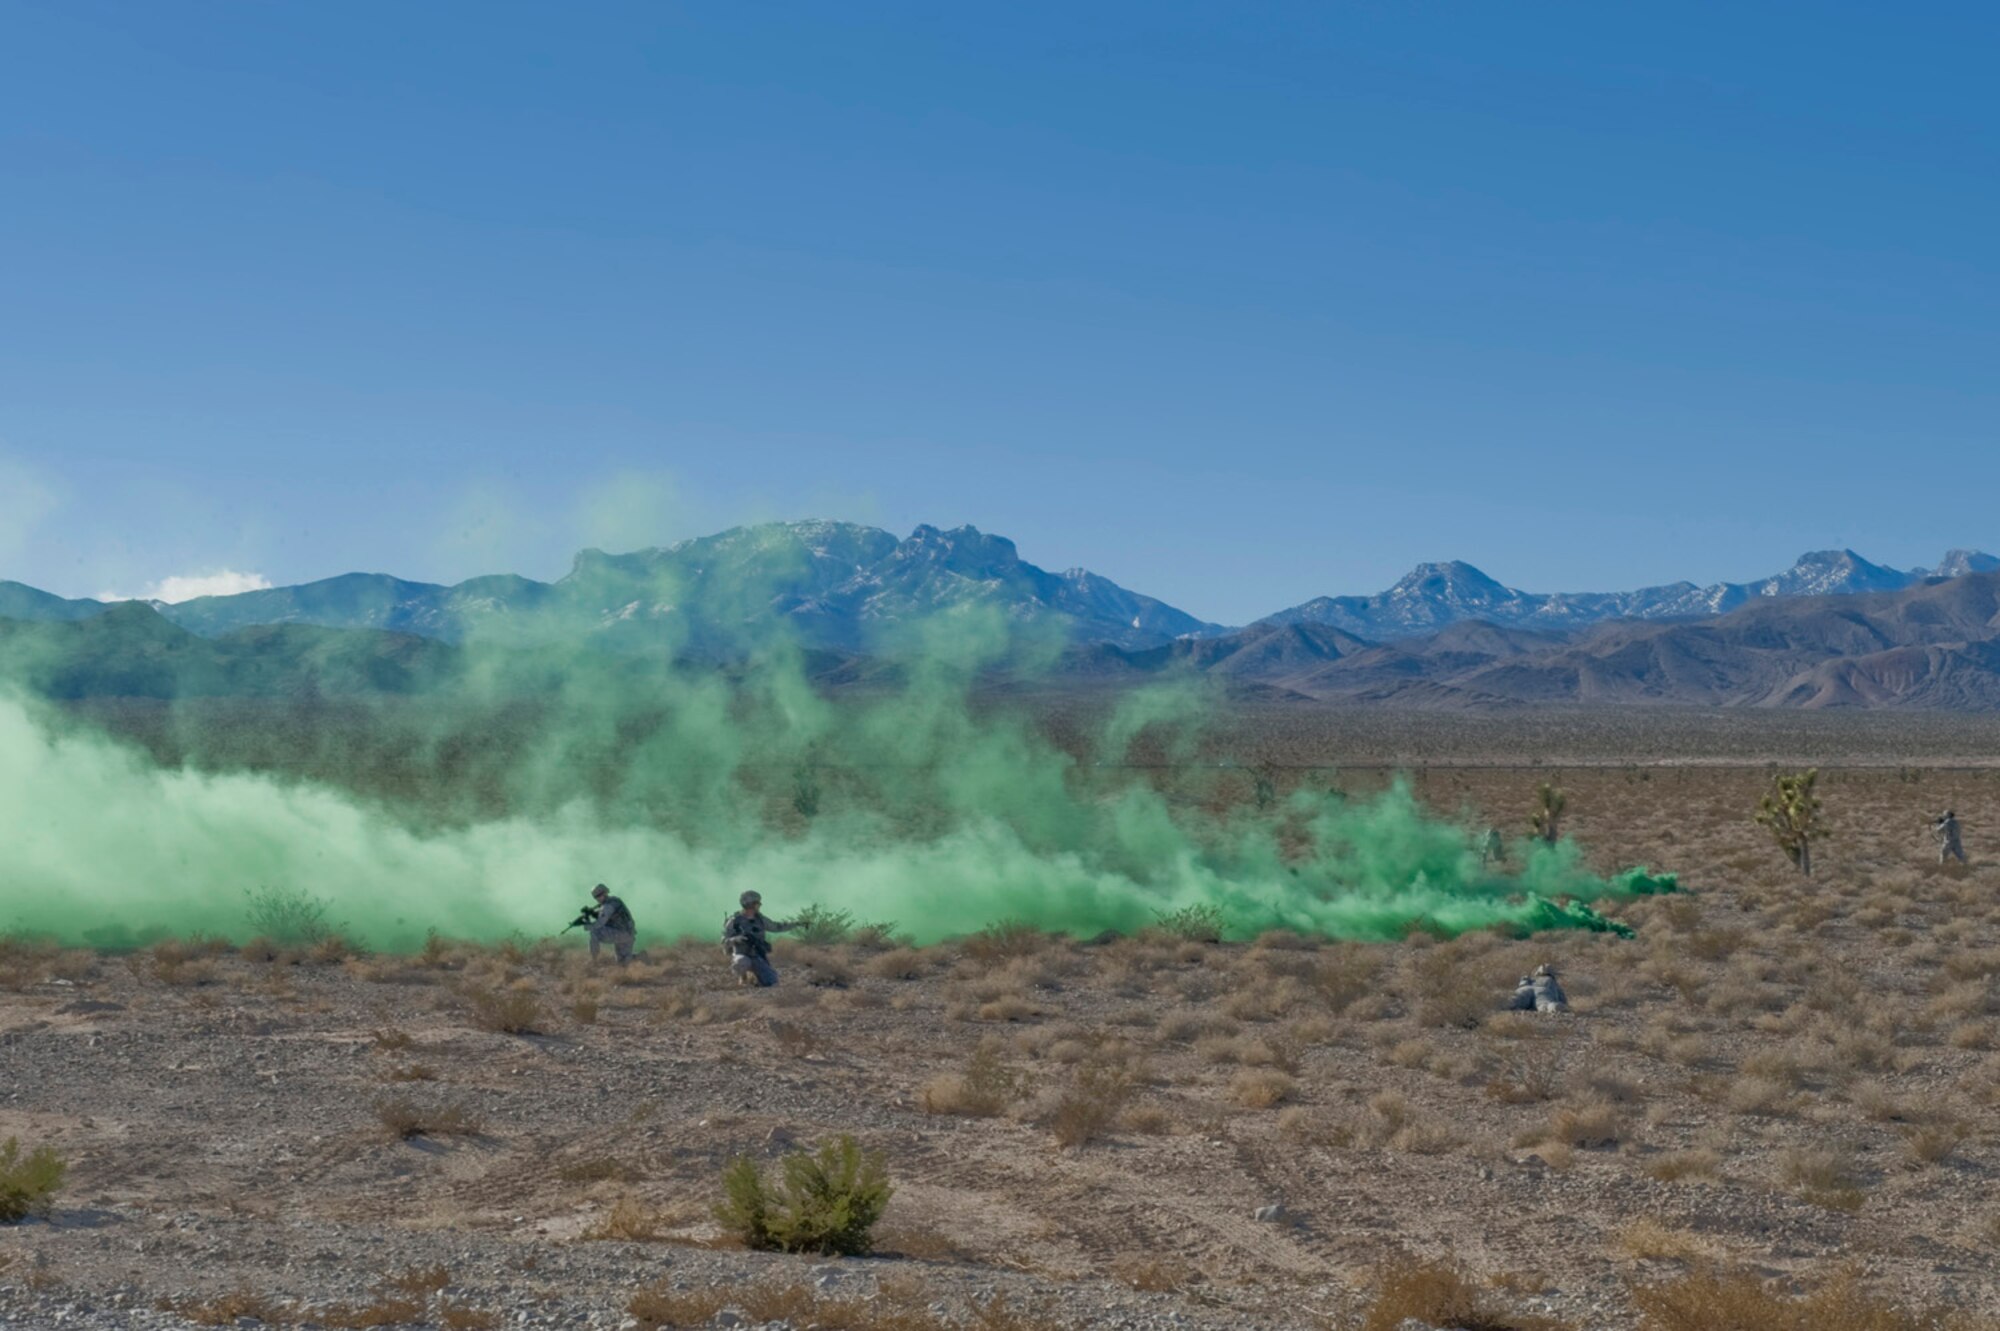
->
723, 890, 794, 987
588, 884, 636, 966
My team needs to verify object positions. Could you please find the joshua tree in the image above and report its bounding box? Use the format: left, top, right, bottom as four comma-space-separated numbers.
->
1528, 783, 1567, 844
1755, 768, 1823, 877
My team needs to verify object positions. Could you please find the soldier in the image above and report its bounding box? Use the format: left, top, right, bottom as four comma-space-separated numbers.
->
587, 884, 636, 965
1933, 810, 1967, 865
1528, 963, 1568, 1013
1508, 964, 1567, 1014
1479, 826, 1507, 869
722, 890, 795, 987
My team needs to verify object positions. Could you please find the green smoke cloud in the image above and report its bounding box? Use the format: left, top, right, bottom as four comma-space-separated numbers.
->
0, 602, 1673, 950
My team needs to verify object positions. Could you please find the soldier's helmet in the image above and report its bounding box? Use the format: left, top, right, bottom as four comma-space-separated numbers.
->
592, 884, 610, 899
740, 890, 763, 908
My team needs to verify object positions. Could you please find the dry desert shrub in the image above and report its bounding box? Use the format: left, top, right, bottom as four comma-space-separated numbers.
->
1411, 946, 1508, 1028
160, 1290, 297, 1326
1645, 1149, 1722, 1183
1630, 1266, 1997, 1331
1542, 1101, 1624, 1150
1230, 1068, 1296, 1109
1046, 1063, 1133, 1147
1118, 1103, 1175, 1134
1614, 1219, 1716, 1264
583, 1195, 682, 1242
462, 984, 543, 1035
1724, 1075, 1795, 1117
1777, 1146, 1865, 1211
921, 1042, 1023, 1118
960, 921, 1055, 964
379, 1264, 450, 1297
867, 947, 929, 981
1358, 1257, 1574, 1331
1903, 1121, 1970, 1167
1485, 1049, 1563, 1104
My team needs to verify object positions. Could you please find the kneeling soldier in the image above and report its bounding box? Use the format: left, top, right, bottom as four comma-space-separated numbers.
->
588, 884, 636, 965
722, 890, 794, 987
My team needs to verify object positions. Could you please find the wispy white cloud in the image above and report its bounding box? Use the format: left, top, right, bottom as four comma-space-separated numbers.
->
100, 570, 275, 604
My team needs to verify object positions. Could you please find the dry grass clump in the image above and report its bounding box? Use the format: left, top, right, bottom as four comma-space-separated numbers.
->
629, 1279, 1065, 1331
582, 1195, 686, 1242
1777, 1146, 1865, 1212
374, 1097, 484, 1141
1902, 1120, 1970, 1167
160, 1290, 297, 1326
1539, 1101, 1624, 1150
1614, 1219, 1716, 1264
1352, 1090, 1462, 1154
1229, 1068, 1297, 1109
920, 1042, 1023, 1118
1724, 1075, 1796, 1117
1046, 1064, 1133, 1148
1412, 948, 1506, 1028
1631, 1266, 1995, 1331
960, 921, 1056, 964
463, 984, 544, 1035
1645, 1148, 1722, 1183
1357, 1257, 1574, 1331
1485, 1049, 1562, 1104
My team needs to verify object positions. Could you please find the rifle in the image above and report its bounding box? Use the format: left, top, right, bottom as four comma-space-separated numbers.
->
562, 905, 601, 934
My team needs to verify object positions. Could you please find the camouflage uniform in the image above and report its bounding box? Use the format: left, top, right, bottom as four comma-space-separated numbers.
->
1479, 826, 1506, 868
589, 892, 636, 965
1508, 965, 1567, 1014
1934, 811, 1966, 865
723, 908, 794, 987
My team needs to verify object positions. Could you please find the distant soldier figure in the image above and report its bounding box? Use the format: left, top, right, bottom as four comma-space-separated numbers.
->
587, 884, 636, 965
1479, 826, 1507, 869
1932, 810, 1967, 865
1508, 964, 1567, 1014
723, 890, 796, 987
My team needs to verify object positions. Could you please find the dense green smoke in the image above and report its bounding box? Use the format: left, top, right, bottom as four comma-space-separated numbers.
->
0, 606, 1672, 950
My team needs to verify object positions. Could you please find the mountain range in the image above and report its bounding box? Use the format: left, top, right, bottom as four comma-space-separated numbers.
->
5, 521, 1994, 652
7, 521, 2000, 708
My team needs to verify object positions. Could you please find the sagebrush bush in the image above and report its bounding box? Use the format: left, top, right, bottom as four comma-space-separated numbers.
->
1048, 1064, 1133, 1148
1633, 1266, 1973, 1331
464, 984, 543, 1034
0, 1137, 66, 1223
714, 1136, 891, 1256
1360, 1257, 1573, 1331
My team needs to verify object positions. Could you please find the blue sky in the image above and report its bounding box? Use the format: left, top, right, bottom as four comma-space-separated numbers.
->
2, 1, 1996, 623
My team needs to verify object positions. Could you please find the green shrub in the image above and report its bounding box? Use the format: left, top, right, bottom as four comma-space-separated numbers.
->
714, 1136, 891, 1256
791, 904, 856, 945
1151, 903, 1224, 943
0, 1137, 66, 1223
244, 884, 338, 944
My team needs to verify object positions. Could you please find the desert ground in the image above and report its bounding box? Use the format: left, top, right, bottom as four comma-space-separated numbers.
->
5, 709, 2000, 1330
